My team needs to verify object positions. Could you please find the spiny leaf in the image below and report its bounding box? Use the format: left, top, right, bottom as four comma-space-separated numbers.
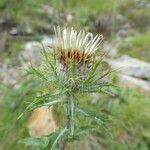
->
45, 128, 69, 150
41, 45, 58, 79
76, 107, 113, 138
28, 65, 47, 81
76, 107, 104, 124
18, 99, 63, 119
36, 89, 70, 100
27, 99, 65, 112
83, 54, 106, 85
82, 60, 101, 85
19, 137, 49, 149
90, 69, 114, 85
75, 126, 97, 139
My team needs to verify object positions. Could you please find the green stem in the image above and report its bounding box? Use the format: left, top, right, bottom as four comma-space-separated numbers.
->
70, 95, 75, 135
60, 94, 75, 150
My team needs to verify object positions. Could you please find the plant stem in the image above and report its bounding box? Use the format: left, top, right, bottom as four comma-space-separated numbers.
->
60, 94, 75, 150
60, 141, 66, 150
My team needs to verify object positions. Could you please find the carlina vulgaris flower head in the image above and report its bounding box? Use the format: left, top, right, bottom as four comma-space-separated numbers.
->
21, 27, 115, 150
52, 26, 103, 74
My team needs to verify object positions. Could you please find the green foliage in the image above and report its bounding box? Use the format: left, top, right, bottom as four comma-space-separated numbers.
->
1, 76, 150, 150
118, 31, 150, 62
19, 44, 116, 150
19, 137, 49, 149
106, 88, 150, 150
0, 79, 39, 150
0, 0, 149, 149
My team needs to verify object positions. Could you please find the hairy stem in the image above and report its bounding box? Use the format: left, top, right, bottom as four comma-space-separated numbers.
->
60, 94, 75, 150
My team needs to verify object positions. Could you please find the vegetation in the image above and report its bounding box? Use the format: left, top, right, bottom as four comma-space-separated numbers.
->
1, 79, 150, 150
0, 0, 150, 150
118, 31, 150, 62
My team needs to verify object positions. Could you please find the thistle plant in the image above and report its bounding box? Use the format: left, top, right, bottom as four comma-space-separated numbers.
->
20, 27, 116, 150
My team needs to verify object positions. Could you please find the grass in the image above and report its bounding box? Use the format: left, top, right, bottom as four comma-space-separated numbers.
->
108, 88, 150, 150
0, 78, 150, 150
118, 31, 150, 62
118, 0, 150, 32
0, 79, 39, 150
1, 39, 26, 65
0, 0, 118, 33
0, 0, 150, 149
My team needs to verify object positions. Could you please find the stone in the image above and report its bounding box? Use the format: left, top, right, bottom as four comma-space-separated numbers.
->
0, 34, 7, 52
0, 63, 22, 86
23, 22, 32, 35
21, 41, 42, 67
9, 27, 19, 35
107, 55, 150, 80
0, 13, 15, 28
103, 41, 118, 58
27, 106, 58, 137
118, 74, 150, 94
95, 13, 128, 37
21, 36, 53, 67
66, 13, 73, 24
41, 36, 53, 47
116, 29, 129, 38
122, 22, 131, 30
94, 13, 112, 36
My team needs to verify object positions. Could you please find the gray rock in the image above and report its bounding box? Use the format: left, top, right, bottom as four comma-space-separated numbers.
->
0, 13, 15, 27
0, 34, 7, 52
116, 14, 127, 24
41, 36, 53, 47
22, 22, 32, 35
0, 63, 22, 86
122, 22, 131, 30
94, 13, 112, 35
9, 27, 19, 35
21, 41, 43, 67
103, 41, 118, 58
66, 13, 73, 24
108, 55, 150, 80
116, 29, 129, 38
21, 36, 53, 67
118, 74, 150, 94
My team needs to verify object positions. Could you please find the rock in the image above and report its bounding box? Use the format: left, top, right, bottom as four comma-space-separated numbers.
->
122, 22, 131, 30
21, 41, 43, 67
115, 14, 128, 27
9, 22, 33, 36
103, 41, 118, 58
66, 13, 73, 24
27, 106, 58, 137
0, 63, 22, 86
0, 33, 7, 52
23, 22, 32, 35
41, 36, 53, 47
116, 29, 129, 38
107, 55, 150, 80
9, 27, 19, 35
0, 13, 15, 28
118, 74, 150, 94
94, 13, 112, 36
21, 37, 53, 67
95, 13, 128, 37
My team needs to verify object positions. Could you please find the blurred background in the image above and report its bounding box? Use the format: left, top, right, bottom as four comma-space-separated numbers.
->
0, 0, 150, 150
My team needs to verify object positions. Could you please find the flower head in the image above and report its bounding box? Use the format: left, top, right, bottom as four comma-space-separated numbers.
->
53, 27, 103, 68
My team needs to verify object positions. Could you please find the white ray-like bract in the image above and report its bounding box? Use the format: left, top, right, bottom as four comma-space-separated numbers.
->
53, 27, 103, 67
